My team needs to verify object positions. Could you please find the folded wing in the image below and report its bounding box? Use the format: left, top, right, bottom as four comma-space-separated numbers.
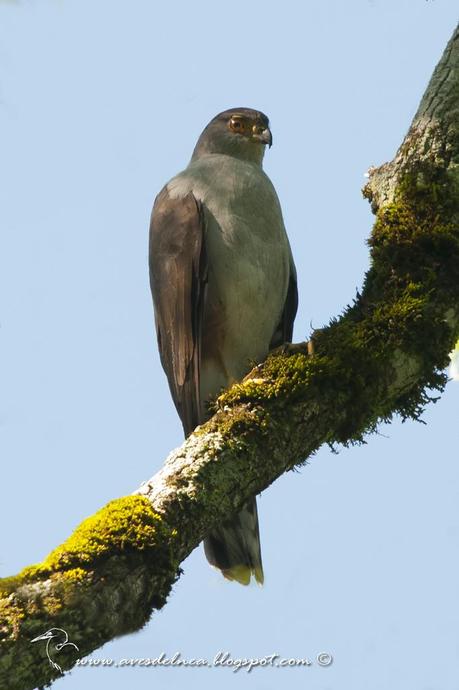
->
149, 188, 208, 436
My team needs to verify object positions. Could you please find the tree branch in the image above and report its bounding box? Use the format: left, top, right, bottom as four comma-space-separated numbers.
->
1, 23, 458, 690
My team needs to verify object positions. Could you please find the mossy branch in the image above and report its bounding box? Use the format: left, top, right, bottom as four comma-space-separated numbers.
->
1, 23, 459, 690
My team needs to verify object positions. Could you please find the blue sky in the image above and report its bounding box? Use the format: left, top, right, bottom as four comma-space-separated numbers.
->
1, 2, 458, 689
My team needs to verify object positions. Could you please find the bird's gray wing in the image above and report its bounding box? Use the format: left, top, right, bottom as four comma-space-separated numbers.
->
149, 187, 208, 437
269, 251, 298, 348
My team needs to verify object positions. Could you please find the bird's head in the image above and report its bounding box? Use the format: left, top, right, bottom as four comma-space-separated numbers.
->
191, 107, 272, 165
31, 627, 66, 645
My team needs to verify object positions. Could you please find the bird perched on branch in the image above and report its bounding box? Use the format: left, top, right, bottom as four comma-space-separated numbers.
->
149, 107, 298, 585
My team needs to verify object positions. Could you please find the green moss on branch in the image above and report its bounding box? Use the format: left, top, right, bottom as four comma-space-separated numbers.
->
0, 496, 179, 598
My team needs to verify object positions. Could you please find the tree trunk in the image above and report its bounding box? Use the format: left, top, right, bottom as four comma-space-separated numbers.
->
1, 23, 458, 690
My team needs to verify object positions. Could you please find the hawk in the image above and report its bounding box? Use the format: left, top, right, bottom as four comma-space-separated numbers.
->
149, 108, 298, 585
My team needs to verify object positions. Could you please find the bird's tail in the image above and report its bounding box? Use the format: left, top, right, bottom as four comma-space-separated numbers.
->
203, 496, 264, 585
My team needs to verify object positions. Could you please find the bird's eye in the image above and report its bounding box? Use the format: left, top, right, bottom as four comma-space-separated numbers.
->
229, 117, 245, 133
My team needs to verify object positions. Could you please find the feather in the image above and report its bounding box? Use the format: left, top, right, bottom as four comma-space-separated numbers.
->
149, 188, 207, 436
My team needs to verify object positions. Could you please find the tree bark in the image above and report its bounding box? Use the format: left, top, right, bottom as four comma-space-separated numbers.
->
1, 23, 458, 690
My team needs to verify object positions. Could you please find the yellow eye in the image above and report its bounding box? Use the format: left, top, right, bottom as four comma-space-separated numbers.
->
229, 117, 245, 133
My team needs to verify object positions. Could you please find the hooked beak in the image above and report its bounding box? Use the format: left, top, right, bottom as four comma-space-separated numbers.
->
253, 127, 273, 148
